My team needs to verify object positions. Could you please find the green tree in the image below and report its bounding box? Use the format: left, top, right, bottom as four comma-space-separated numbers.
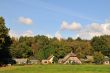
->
10, 37, 33, 58
91, 36, 109, 56
93, 51, 104, 64
76, 37, 82, 41
0, 17, 12, 66
100, 35, 110, 57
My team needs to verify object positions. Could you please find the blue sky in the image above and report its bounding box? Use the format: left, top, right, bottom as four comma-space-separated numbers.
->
0, 0, 110, 39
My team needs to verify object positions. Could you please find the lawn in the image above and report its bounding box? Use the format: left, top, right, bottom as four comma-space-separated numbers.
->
0, 64, 110, 73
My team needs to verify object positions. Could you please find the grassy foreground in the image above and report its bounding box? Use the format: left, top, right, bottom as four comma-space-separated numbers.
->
0, 64, 110, 73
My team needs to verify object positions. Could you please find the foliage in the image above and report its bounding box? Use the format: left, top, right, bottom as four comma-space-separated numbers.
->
93, 51, 104, 64
0, 17, 12, 66
91, 36, 110, 57
91, 36, 107, 52
10, 35, 95, 63
10, 37, 33, 58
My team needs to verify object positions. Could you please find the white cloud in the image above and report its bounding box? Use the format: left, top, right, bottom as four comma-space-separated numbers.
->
55, 31, 62, 40
19, 17, 33, 25
9, 30, 20, 38
9, 30, 34, 38
22, 30, 34, 37
46, 34, 53, 38
61, 21, 81, 30
74, 21, 110, 40
70, 22, 81, 30
60, 20, 110, 40
76, 31, 102, 40
61, 21, 68, 30
90, 23, 102, 32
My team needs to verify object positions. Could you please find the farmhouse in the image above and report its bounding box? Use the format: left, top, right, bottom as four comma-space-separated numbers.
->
58, 52, 82, 64
29, 60, 40, 64
14, 58, 28, 64
42, 55, 54, 64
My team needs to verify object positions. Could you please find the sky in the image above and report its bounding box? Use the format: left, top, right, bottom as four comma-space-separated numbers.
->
0, 0, 110, 40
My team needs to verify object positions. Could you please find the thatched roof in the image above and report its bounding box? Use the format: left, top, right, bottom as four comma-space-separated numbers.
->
85, 56, 94, 62
47, 55, 54, 60
63, 52, 76, 61
58, 52, 82, 64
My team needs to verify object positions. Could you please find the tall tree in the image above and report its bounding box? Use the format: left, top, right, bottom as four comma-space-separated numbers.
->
91, 36, 109, 56
0, 17, 12, 66
93, 51, 104, 64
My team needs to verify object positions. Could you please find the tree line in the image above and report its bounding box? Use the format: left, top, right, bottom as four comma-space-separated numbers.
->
0, 17, 110, 66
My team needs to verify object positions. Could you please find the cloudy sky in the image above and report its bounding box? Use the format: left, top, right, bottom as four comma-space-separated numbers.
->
0, 0, 110, 40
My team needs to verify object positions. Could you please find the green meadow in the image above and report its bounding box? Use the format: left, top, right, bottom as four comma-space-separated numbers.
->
0, 65, 110, 73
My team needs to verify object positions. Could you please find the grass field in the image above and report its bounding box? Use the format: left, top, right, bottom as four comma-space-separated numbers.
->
0, 64, 110, 73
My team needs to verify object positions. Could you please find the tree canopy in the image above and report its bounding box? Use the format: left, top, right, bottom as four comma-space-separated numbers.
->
0, 17, 12, 66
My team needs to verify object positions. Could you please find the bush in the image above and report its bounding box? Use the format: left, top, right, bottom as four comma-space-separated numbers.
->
93, 52, 104, 64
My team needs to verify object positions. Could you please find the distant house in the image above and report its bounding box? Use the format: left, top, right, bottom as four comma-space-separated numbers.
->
14, 58, 28, 64
42, 55, 54, 64
29, 60, 40, 64
58, 52, 82, 64
14, 58, 41, 65
103, 56, 109, 65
